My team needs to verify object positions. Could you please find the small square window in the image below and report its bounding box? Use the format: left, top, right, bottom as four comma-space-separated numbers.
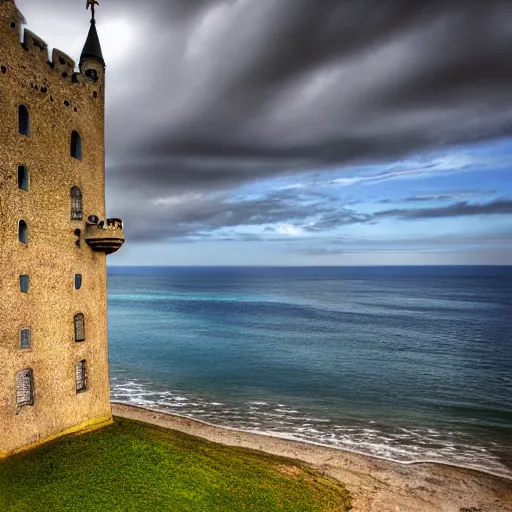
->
76, 360, 87, 393
16, 369, 34, 407
20, 328, 31, 349
20, 275, 29, 293
75, 274, 82, 290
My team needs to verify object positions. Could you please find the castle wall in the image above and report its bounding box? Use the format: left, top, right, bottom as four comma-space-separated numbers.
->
0, 1, 112, 455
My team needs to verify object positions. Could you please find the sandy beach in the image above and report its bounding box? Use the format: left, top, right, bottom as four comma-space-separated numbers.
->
112, 403, 512, 512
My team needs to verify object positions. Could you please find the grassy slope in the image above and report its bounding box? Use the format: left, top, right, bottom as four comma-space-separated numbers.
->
0, 417, 351, 512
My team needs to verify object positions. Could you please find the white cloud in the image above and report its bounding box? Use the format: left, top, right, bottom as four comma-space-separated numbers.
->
152, 193, 203, 207
276, 224, 304, 236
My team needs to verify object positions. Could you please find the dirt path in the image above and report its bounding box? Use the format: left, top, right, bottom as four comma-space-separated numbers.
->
112, 403, 512, 512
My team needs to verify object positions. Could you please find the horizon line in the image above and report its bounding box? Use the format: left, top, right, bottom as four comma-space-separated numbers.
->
106, 264, 512, 268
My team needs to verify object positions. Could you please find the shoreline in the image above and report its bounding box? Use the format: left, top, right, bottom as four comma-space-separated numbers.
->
112, 403, 512, 512
111, 401, 511, 482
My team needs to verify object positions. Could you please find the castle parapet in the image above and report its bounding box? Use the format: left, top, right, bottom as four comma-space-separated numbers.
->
22, 28, 48, 62
85, 218, 125, 255
1, 1, 104, 87
52, 49, 75, 77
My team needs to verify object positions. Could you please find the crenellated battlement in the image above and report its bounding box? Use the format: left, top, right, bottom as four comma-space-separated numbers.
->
0, 0, 104, 91
22, 28, 48, 62
52, 49, 76, 78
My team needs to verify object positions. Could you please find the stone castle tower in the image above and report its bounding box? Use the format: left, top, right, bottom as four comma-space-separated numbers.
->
0, 0, 124, 457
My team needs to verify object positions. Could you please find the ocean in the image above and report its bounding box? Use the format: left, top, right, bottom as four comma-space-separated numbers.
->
107, 266, 512, 478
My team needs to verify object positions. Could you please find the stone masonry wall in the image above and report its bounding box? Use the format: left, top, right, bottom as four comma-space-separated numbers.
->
0, 1, 112, 455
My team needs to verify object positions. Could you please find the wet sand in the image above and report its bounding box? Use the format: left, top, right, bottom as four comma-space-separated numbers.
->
112, 403, 512, 512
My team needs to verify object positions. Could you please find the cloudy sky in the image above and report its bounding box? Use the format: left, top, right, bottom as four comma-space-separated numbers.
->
17, 0, 512, 265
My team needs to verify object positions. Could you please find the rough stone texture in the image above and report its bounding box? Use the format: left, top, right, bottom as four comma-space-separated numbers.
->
0, 0, 115, 456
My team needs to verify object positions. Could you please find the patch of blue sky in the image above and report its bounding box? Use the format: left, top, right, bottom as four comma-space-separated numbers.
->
244, 137, 511, 200
111, 137, 511, 265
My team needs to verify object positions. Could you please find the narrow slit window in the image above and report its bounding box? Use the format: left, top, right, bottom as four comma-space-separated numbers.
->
16, 369, 34, 407
74, 313, 85, 342
20, 328, 31, 349
20, 275, 29, 293
70, 131, 82, 160
18, 165, 29, 191
18, 219, 28, 244
74, 274, 82, 290
70, 187, 83, 220
18, 105, 30, 136
76, 360, 87, 393
74, 228, 81, 248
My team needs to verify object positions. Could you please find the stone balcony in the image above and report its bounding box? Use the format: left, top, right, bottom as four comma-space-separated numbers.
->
85, 218, 125, 255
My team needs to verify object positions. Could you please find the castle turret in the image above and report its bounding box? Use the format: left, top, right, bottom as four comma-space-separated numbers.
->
0, 0, 124, 458
80, 19, 105, 89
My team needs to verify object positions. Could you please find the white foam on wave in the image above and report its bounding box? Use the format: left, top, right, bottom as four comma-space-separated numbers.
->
110, 376, 512, 479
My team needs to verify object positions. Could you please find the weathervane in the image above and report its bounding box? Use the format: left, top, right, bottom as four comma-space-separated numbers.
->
86, 0, 100, 21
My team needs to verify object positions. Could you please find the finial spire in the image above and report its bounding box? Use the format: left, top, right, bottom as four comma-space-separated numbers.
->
86, 0, 99, 22
80, 0, 104, 68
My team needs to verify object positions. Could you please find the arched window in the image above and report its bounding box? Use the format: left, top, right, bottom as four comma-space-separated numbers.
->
18, 219, 28, 244
70, 187, 83, 220
18, 105, 30, 136
18, 165, 29, 191
74, 274, 82, 290
70, 131, 82, 160
74, 314, 85, 342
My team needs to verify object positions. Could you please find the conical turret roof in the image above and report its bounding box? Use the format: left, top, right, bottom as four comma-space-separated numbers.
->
80, 19, 104, 67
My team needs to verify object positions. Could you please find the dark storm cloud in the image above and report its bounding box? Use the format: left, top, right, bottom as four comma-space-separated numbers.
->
123, 176, 512, 242
23, 0, 512, 239
103, 0, 512, 192
102, 0, 512, 238
121, 188, 332, 241
304, 199, 512, 234
376, 199, 512, 220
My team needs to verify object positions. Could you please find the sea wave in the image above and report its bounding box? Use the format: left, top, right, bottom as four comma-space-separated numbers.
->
110, 372, 512, 479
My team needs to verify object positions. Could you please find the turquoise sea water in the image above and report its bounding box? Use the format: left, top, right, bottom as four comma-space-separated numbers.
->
107, 266, 512, 477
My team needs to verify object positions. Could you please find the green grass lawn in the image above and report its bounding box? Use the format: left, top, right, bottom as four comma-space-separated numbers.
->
0, 417, 351, 511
